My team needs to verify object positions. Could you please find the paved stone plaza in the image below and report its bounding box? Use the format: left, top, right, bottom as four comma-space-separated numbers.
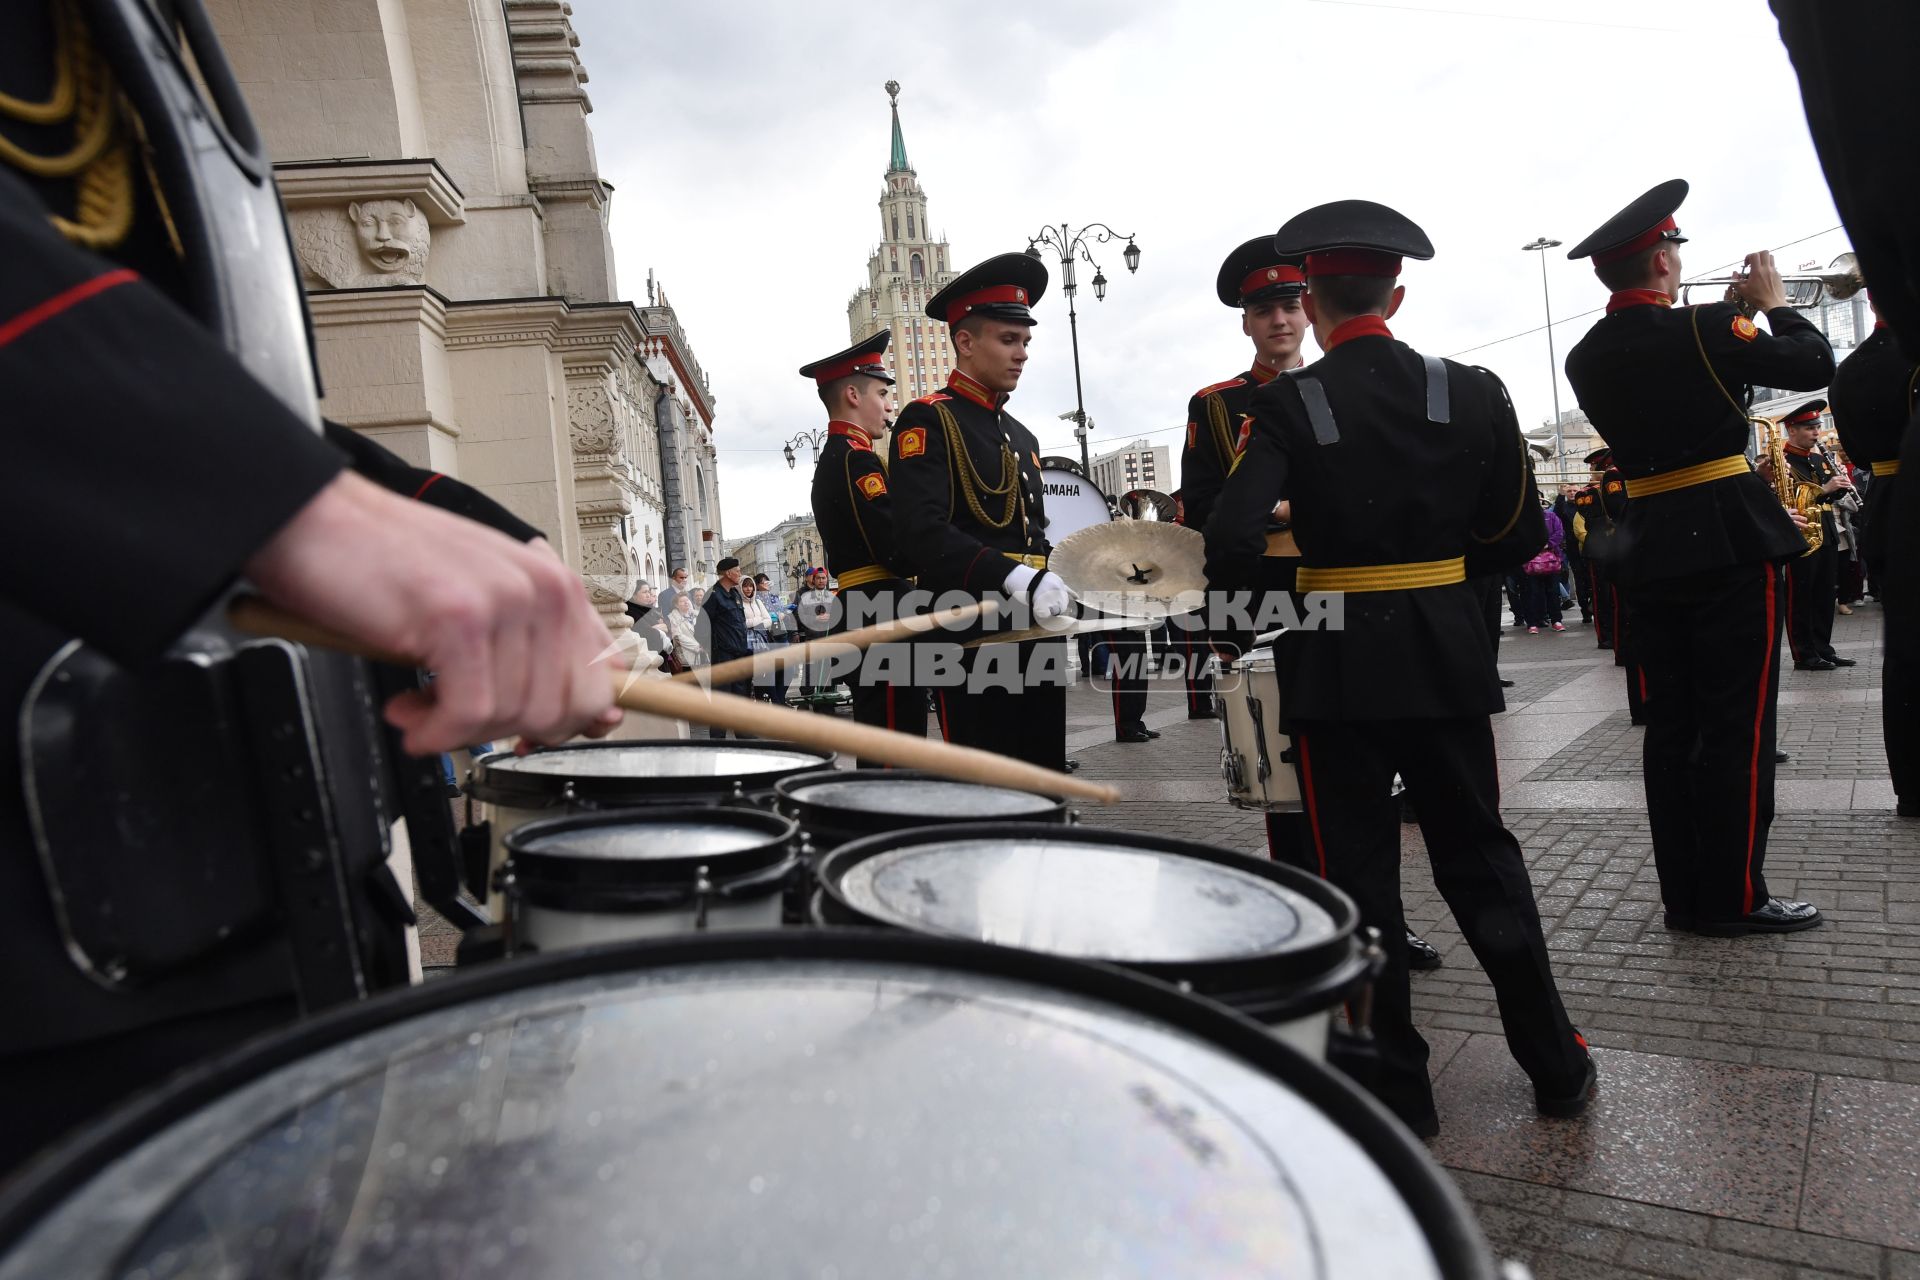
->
422, 604, 1918, 1276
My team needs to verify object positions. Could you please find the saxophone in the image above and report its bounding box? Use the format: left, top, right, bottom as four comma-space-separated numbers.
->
1765, 420, 1825, 554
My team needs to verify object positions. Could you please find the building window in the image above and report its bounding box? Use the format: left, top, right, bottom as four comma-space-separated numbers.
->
912, 253, 924, 280
891, 213, 899, 239
908, 214, 916, 238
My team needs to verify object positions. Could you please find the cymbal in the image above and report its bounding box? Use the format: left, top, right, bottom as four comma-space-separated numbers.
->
1047, 521, 1207, 619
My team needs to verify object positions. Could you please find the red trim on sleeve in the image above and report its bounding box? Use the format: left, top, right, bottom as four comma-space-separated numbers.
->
0, 268, 140, 350
961, 547, 999, 592
412, 473, 446, 500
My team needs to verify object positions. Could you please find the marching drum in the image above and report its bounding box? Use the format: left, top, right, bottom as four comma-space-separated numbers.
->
814, 823, 1375, 1059
0, 932, 1499, 1279
464, 740, 831, 914
775, 768, 1071, 851
1219, 645, 1303, 811
1037, 464, 1114, 540
498, 808, 801, 953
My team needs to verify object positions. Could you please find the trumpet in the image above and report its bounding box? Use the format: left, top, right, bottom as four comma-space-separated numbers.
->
1679, 253, 1864, 319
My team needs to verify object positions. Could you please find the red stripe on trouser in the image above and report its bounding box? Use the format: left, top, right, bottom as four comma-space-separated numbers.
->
935, 691, 951, 743
1744, 566, 1778, 914
411, 473, 445, 500
1638, 666, 1649, 702
1296, 731, 1329, 879
0, 268, 139, 349
1783, 560, 1803, 661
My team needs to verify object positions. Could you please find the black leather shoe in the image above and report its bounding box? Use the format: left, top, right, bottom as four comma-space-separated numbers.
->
1064, 758, 1082, 772
1775, 749, 1790, 763
1406, 932, 1442, 971
1498, 677, 1516, 688
1825, 654, 1857, 668
1899, 797, 1919, 818
1115, 726, 1155, 743
1795, 658, 1836, 671
1693, 898, 1822, 936
1536, 1049, 1598, 1119
1663, 910, 1694, 930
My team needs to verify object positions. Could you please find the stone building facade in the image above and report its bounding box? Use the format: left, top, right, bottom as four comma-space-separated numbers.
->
730, 514, 826, 590
846, 83, 959, 402
206, 0, 722, 629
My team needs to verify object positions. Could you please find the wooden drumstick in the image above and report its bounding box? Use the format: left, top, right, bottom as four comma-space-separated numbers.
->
674, 598, 994, 686
961, 615, 1146, 649
226, 596, 1117, 804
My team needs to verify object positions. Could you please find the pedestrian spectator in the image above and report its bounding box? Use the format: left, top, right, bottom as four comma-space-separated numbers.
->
688, 585, 707, 613
741, 575, 777, 701
666, 592, 703, 672
1520, 497, 1568, 633
625, 582, 670, 655
755, 572, 792, 645
793, 566, 837, 707
699, 558, 754, 737
658, 565, 691, 615
1556, 483, 1593, 622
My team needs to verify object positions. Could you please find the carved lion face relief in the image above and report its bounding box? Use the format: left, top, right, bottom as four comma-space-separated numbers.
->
348, 198, 427, 276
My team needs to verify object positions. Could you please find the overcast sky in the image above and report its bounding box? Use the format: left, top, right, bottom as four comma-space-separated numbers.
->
566, 0, 1844, 541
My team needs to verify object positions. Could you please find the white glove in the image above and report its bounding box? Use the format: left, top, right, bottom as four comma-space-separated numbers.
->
1006, 565, 1072, 620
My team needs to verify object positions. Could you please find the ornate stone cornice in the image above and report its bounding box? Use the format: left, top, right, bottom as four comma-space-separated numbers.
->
274, 158, 466, 225
307, 285, 450, 337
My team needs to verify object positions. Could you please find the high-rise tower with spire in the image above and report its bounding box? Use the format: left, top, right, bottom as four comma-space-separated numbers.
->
848, 81, 959, 401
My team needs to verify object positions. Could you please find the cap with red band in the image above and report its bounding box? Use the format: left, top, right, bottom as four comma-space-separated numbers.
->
1305, 249, 1403, 278
1568, 179, 1690, 265
1782, 398, 1826, 425
1215, 236, 1307, 306
798, 330, 894, 386
924, 251, 1049, 328
943, 284, 1033, 324
1273, 199, 1434, 284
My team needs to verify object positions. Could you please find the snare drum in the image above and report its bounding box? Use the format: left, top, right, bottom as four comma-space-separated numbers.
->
465, 740, 831, 915
775, 768, 1071, 851
0, 932, 1499, 1279
500, 808, 801, 953
1219, 645, 1302, 811
815, 823, 1373, 1059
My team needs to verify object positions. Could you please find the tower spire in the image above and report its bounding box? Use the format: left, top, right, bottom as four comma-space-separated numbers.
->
886, 80, 910, 173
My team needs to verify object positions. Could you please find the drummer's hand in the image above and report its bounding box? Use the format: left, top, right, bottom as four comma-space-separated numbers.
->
1004, 565, 1072, 620
245, 471, 624, 756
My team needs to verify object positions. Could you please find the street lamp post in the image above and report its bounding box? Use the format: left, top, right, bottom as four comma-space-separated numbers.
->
1026, 223, 1141, 476
1521, 236, 1565, 482
783, 428, 829, 470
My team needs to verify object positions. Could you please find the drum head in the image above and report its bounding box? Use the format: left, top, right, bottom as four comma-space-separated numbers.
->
0, 934, 1487, 1280
506, 807, 798, 888
777, 769, 1066, 833
1038, 466, 1113, 541
467, 740, 833, 807
827, 825, 1339, 965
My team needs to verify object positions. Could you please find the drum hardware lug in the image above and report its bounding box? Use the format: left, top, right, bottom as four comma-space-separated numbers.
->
694, 865, 714, 930
1350, 926, 1386, 1038
1219, 747, 1244, 792
1246, 697, 1273, 784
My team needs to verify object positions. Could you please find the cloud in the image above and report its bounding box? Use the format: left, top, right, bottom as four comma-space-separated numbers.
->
569, 0, 1843, 535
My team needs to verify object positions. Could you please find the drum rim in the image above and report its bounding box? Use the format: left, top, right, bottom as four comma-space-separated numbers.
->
815, 821, 1362, 987
774, 768, 1070, 827
465, 739, 834, 807
0, 930, 1493, 1278
503, 806, 801, 907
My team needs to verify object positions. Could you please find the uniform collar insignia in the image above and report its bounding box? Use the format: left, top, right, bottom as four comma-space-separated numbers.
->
827, 420, 872, 450
947, 369, 1001, 410
1250, 360, 1280, 384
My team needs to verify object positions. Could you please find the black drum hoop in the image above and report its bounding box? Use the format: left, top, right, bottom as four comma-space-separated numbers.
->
465, 740, 833, 809
774, 769, 1071, 848
503, 807, 800, 907
0, 930, 1493, 1277
815, 822, 1363, 991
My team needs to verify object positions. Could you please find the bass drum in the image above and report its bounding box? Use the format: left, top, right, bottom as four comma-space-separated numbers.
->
0, 932, 1499, 1279
1038, 465, 1113, 541
464, 740, 831, 916
814, 823, 1375, 1060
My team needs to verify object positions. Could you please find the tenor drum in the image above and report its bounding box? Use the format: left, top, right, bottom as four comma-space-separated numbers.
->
500, 808, 801, 953
775, 768, 1071, 851
1038, 464, 1113, 540
814, 823, 1373, 1059
1219, 645, 1302, 811
0, 932, 1498, 1279
465, 740, 831, 915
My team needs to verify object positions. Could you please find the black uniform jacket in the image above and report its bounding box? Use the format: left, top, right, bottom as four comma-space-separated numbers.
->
1180, 361, 1280, 536
888, 370, 1049, 596
1204, 323, 1545, 723
1564, 297, 1833, 584
1829, 325, 1913, 567
0, 164, 347, 1054
810, 421, 909, 588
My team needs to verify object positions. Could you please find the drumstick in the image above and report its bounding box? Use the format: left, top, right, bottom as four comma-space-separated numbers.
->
674, 598, 994, 686
226, 597, 1118, 805
961, 615, 1147, 649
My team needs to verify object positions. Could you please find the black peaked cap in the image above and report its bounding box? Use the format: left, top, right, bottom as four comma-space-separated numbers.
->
798, 329, 894, 384
1567, 179, 1689, 261
925, 252, 1049, 326
1274, 200, 1435, 259
1216, 236, 1306, 307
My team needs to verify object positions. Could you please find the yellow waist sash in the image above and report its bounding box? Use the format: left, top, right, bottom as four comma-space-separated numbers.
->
1623, 454, 1750, 499
835, 564, 896, 588
1294, 555, 1466, 593
1002, 552, 1048, 570
1870, 459, 1902, 477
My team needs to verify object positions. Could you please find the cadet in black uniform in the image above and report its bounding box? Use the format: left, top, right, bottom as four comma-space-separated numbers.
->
1778, 399, 1856, 670
1205, 202, 1591, 1136
1570, 455, 1614, 649
1829, 305, 1918, 809
889, 254, 1070, 770
1774, 3, 1920, 823
1588, 448, 1648, 724
801, 331, 929, 760
0, 2, 617, 1174
1564, 180, 1833, 936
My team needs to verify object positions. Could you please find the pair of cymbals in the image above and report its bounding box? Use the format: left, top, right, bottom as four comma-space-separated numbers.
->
1046, 521, 1206, 619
